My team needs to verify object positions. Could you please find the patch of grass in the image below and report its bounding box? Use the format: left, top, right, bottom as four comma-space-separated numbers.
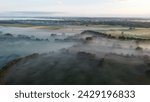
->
0, 24, 34, 27
104, 27, 150, 39
46, 26, 64, 30
0, 24, 64, 30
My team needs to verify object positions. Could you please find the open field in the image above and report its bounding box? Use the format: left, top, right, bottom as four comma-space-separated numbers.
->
0, 24, 34, 27
105, 28, 150, 38
34, 25, 150, 39
1, 23, 150, 39
31, 25, 64, 30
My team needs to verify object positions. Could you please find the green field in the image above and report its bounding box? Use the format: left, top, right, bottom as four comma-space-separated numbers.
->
0, 24, 34, 27
1, 23, 150, 39
104, 28, 150, 38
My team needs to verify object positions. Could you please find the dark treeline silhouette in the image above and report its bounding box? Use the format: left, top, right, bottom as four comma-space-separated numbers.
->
81, 30, 150, 41
0, 18, 150, 27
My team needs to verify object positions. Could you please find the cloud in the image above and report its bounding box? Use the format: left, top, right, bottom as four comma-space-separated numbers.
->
0, 11, 65, 17
56, 0, 64, 6
115, 0, 131, 1
113, 0, 135, 2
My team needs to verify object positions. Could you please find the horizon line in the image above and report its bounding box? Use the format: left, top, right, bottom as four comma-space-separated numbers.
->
0, 11, 149, 18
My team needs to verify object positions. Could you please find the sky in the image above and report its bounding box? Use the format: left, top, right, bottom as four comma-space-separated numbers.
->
0, 0, 150, 17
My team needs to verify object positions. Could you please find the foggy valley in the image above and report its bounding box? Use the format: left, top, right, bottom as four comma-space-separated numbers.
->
0, 17, 150, 84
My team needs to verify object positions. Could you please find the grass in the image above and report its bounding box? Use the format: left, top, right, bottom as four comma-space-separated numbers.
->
46, 26, 64, 30
0, 24, 64, 30
0, 23, 150, 39
0, 24, 34, 27
103, 27, 150, 39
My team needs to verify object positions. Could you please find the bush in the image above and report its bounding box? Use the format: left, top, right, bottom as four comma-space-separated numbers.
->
135, 47, 143, 51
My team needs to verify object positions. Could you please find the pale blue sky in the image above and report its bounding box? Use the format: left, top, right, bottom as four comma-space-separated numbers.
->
0, 0, 150, 17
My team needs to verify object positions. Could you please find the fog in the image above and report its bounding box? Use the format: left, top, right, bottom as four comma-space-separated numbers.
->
1, 50, 150, 85
1, 26, 150, 69
70, 32, 150, 57
0, 28, 77, 69
0, 26, 66, 38
1, 27, 150, 84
